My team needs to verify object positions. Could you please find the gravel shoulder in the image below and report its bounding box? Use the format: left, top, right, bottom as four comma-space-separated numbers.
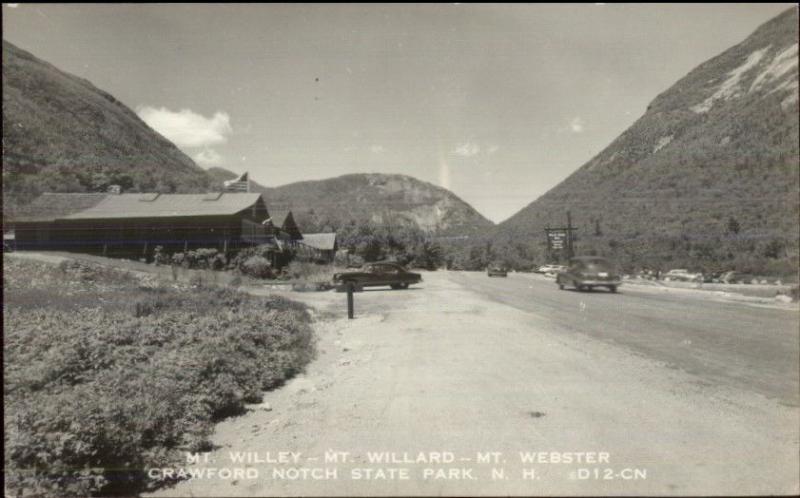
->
147, 271, 799, 497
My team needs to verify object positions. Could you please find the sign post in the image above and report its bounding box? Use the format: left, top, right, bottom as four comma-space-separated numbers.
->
347, 282, 355, 319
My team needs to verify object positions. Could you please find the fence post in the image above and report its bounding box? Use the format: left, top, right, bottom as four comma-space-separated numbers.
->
347, 282, 355, 319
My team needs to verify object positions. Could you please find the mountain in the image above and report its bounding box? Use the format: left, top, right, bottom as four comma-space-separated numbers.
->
2, 40, 211, 219
490, 8, 799, 276
210, 170, 493, 236
1, 39, 490, 239
205, 167, 241, 187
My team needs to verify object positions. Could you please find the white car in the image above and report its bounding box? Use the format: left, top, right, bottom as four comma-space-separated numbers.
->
537, 264, 567, 276
663, 269, 703, 282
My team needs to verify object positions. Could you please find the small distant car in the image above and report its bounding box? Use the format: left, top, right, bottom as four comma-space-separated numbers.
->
333, 262, 422, 291
536, 264, 560, 274
556, 256, 621, 292
719, 271, 756, 284
537, 264, 567, 277
663, 269, 703, 282
536, 265, 567, 274
487, 264, 508, 277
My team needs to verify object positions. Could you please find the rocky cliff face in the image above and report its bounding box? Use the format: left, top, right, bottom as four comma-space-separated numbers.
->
234, 172, 494, 236
491, 8, 798, 273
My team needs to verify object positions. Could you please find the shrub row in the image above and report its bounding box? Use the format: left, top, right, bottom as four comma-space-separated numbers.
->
154, 245, 279, 279
4, 257, 315, 496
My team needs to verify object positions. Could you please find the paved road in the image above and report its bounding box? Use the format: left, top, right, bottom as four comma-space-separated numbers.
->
449, 272, 800, 406
150, 271, 799, 497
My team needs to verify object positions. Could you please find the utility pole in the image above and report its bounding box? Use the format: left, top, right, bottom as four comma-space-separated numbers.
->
545, 224, 550, 262
566, 211, 572, 258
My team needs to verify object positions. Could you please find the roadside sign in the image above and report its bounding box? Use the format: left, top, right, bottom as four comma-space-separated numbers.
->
545, 217, 578, 260
548, 230, 567, 250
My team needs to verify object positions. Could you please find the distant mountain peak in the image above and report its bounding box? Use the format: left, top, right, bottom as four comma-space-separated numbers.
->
208, 170, 493, 235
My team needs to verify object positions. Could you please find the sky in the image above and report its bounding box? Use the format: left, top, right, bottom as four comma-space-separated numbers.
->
2, 3, 794, 222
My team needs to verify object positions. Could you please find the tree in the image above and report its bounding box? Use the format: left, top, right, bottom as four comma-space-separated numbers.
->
90, 172, 111, 192
414, 241, 443, 270
727, 216, 741, 235
763, 238, 784, 259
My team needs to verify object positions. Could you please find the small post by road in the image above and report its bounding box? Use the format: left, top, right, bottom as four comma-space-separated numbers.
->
347, 282, 355, 319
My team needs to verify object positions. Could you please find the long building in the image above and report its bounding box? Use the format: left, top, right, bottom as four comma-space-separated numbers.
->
9, 192, 279, 258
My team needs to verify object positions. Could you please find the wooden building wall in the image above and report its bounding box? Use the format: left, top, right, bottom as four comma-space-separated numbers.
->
13, 201, 274, 259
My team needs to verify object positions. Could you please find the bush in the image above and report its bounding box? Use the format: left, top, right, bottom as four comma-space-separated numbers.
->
227, 244, 291, 278
4, 257, 315, 496
285, 261, 334, 284
240, 255, 273, 279
153, 246, 169, 266
166, 248, 226, 271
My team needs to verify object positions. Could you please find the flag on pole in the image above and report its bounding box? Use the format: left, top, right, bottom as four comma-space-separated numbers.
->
223, 172, 249, 192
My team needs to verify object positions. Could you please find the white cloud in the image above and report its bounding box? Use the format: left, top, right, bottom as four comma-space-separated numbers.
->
452, 142, 481, 157
487, 145, 500, 154
137, 106, 232, 148
193, 148, 224, 167
369, 144, 386, 154
569, 116, 585, 133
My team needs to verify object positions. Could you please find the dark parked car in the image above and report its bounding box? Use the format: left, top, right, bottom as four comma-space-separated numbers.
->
556, 256, 621, 292
333, 262, 422, 291
487, 264, 508, 277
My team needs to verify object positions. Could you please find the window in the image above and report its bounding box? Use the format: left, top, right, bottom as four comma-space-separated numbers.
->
376, 264, 398, 274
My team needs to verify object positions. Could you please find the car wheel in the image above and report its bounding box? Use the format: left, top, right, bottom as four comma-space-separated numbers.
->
390, 284, 401, 289
609, 285, 617, 293
401, 283, 409, 289
558, 283, 564, 290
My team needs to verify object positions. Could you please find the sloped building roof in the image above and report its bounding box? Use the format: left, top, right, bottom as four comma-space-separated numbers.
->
63, 192, 264, 219
299, 233, 337, 251
268, 209, 302, 239
10, 193, 109, 222
268, 209, 291, 228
